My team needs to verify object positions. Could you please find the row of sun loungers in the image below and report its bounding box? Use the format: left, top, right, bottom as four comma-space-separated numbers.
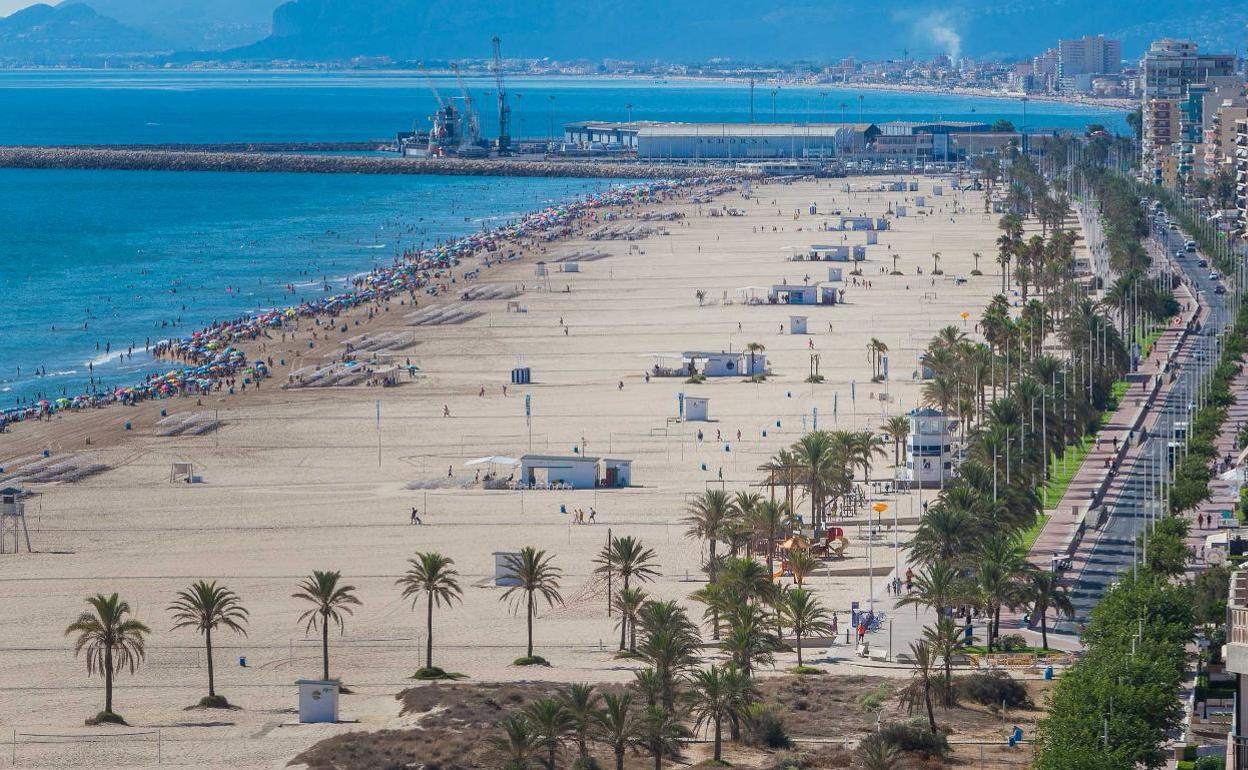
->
336, 331, 420, 357
283, 362, 375, 389
550, 249, 610, 263
406, 306, 484, 327
586, 225, 668, 242
460, 284, 523, 301
157, 412, 221, 437
0, 453, 109, 486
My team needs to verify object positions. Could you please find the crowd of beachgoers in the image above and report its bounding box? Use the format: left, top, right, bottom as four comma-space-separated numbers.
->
1, 176, 738, 431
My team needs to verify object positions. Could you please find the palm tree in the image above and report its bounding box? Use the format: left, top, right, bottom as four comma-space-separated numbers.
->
684, 489, 733, 636
686, 666, 737, 762
632, 667, 663, 707
636, 600, 701, 708
882, 415, 910, 466
168, 581, 248, 705
594, 536, 659, 650
614, 587, 648, 653
899, 639, 939, 733
749, 499, 791, 580
500, 547, 564, 662
787, 548, 819, 587
848, 430, 887, 484
638, 704, 687, 770
790, 431, 841, 526
779, 588, 834, 668
1024, 569, 1075, 650
745, 341, 766, 377
931, 251, 942, 274
896, 560, 963, 618
971, 251, 983, 275
560, 683, 602, 760
396, 552, 463, 673
923, 616, 971, 708
723, 601, 780, 676
492, 714, 539, 770
867, 337, 889, 379
293, 571, 361, 682
908, 505, 974, 566
66, 593, 150, 722
595, 692, 638, 770
524, 697, 573, 770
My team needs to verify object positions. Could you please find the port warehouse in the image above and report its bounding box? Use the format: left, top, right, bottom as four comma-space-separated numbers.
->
560, 120, 1040, 161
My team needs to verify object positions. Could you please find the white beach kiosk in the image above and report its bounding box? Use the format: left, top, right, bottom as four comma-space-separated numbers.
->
682, 395, 710, 422
297, 679, 340, 723
518, 454, 633, 488
903, 407, 956, 488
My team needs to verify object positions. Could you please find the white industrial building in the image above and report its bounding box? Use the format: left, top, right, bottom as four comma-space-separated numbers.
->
563, 121, 879, 159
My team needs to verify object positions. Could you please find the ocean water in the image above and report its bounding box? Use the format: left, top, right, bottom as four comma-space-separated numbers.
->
0, 71, 1130, 146
0, 71, 1128, 406
0, 170, 619, 404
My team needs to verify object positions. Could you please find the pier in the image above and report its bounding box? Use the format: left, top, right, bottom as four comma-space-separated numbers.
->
0, 146, 742, 179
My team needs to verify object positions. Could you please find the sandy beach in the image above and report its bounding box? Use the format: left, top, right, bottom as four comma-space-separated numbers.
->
0, 175, 1031, 768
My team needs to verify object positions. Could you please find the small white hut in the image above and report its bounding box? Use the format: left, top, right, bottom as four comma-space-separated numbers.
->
684, 396, 710, 422
789, 315, 808, 334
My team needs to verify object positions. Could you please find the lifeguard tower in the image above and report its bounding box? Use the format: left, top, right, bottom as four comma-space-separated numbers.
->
0, 487, 33, 553
903, 408, 955, 488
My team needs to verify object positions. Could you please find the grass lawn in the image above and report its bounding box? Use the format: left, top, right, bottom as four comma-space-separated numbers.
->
1022, 433, 1094, 551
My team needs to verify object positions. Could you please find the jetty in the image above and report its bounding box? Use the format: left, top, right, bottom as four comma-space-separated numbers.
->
0, 146, 746, 179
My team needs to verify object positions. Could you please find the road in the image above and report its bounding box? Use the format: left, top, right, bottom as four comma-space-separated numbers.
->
1054, 214, 1233, 632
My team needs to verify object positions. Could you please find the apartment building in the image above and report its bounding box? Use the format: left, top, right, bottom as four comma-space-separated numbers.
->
1140, 39, 1237, 186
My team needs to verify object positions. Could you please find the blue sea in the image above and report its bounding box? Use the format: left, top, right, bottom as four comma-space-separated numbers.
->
0, 71, 1128, 405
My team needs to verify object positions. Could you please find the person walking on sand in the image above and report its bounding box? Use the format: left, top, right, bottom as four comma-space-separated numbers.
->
410, 507, 422, 525
588, 508, 596, 523
443, 404, 451, 417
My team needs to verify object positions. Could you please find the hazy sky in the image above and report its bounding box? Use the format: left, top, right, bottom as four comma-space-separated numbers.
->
1, 1, 34, 14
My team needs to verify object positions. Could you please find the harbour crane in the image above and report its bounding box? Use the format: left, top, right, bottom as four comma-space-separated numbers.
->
491, 35, 511, 154
450, 62, 482, 150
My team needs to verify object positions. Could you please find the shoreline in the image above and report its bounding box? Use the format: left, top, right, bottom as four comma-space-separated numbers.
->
0, 174, 737, 434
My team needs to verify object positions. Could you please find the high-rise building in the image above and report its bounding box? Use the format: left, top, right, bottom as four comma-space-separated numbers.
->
1236, 117, 1248, 237
1058, 35, 1122, 80
1141, 39, 1237, 186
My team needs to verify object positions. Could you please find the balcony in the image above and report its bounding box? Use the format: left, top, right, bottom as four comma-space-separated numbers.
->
1228, 571, 1248, 670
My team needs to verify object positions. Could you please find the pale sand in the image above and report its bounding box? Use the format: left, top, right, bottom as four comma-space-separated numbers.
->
0, 176, 1025, 768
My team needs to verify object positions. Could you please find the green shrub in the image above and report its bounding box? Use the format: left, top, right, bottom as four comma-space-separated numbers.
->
957, 670, 1031, 709
856, 682, 895, 713
998, 634, 1028, 652
744, 704, 792, 749
877, 720, 949, 759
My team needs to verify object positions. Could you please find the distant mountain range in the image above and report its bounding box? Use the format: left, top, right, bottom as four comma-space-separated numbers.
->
0, 0, 1246, 64
0, 3, 165, 62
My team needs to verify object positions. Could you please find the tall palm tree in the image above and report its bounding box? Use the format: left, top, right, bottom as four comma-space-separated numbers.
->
749, 499, 791, 580
908, 505, 974, 567
684, 489, 733, 637
638, 704, 687, 770
632, 667, 663, 707
168, 580, 248, 705
594, 536, 660, 650
790, 431, 839, 526
614, 587, 648, 653
780, 588, 834, 668
867, 337, 889, 379
685, 666, 737, 762
396, 552, 463, 673
848, 430, 887, 484
899, 639, 938, 733
293, 570, 362, 682
722, 601, 780, 676
896, 560, 963, 618
66, 593, 150, 721
882, 415, 911, 466
491, 714, 539, 770
500, 547, 564, 661
1024, 569, 1075, 650
524, 697, 573, 770
745, 341, 766, 377
923, 616, 972, 708
594, 692, 638, 770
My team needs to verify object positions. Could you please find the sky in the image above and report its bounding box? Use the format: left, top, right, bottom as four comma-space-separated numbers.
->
0, 1, 29, 12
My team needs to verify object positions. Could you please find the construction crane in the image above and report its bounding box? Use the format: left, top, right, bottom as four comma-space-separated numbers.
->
491, 35, 511, 154
450, 62, 482, 150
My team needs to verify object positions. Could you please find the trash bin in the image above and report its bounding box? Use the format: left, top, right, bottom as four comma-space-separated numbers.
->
1044, 665, 1054, 680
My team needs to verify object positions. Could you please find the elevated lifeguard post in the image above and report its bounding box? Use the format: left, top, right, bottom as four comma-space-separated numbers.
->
0, 487, 33, 554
